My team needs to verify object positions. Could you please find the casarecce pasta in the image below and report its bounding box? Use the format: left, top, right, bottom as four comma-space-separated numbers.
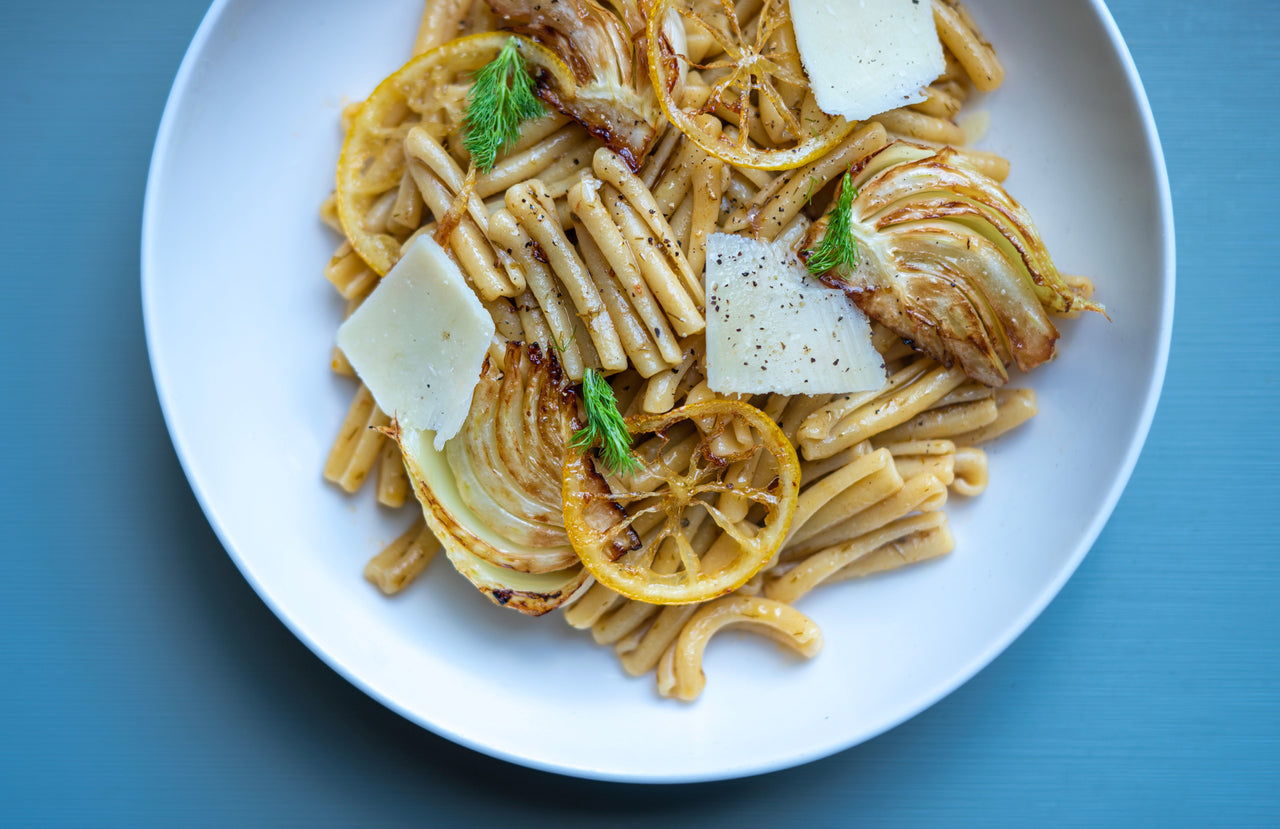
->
318, 0, 1092, 701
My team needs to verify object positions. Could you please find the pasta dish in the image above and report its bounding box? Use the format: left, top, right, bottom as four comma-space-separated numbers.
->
318, 0, 1102, 701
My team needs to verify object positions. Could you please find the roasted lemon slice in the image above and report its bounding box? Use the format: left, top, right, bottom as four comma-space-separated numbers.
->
647, 0, 855, 170
337, 33, 577, 275
562, 399, 800, 604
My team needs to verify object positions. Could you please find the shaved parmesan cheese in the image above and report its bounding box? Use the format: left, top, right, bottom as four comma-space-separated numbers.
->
705, 234, 884, 395
791, 0, 945, 122
337, 237, 494, 450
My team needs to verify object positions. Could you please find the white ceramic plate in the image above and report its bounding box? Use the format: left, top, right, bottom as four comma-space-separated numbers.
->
143, 0, 1173, 782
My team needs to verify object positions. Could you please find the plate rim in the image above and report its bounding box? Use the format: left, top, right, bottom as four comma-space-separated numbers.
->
141, 0, 1175, 783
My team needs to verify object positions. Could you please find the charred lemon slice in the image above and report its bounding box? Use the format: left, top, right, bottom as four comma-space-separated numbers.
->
562, 399, 800, 604
337, 33, 577, 275
647, 0, 855, 170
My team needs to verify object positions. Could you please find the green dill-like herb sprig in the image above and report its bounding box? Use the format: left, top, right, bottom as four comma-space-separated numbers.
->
463, 38, 544, 173
571, 368, 640, 475
805, 170, 859, 279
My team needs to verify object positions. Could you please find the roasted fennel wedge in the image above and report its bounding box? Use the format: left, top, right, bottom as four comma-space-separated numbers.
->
805, 141, 1103, 386
393, 343, 590, 615
488, 0, 683, 168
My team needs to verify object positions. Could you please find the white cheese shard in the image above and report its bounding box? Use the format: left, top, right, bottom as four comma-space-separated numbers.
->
705, 233, 885, 396
791, 0, 945, 122
337, 237, 494, 450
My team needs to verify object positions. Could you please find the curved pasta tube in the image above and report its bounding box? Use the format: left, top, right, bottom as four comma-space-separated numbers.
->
799, 442, 871, 483
682, 381, 752, 457
785, 472, 948, 560
592, 148, 701, 306
652, 115, 720, 217
827, 518, 955, 583
778, 394, 834, 443
910, 83, 964, 120
570, 177, 683, 363
722, 123, 888, 239
617, 604, 699, 676
935, 379, 996, 406
599, 185, 705, 336
798, 359, 968, 460
783, 451, 903, 554
668, 194, 695, 249
320, 191, 343, 232
533, 136, 601, 199
656, 595, 823, 701
593, 599, 661, 646
949, 389, 1038, 445
485, 208, 587, 379
362, 187, 398, 236
951, 446, 988, 496
563, 581, 624, 630
407, 160, 515, 300
574, 224, 673, 377
404, 127, 493, 235
364, 518, 440, 595
933, 0, 1004, 92
687, 153, 723, 282
874, 108, 966, 145
388, 168, 423, 234
375, 439, 410, 508
766, 512, 949, 603
481, 296, 521, 371
877, 397, 999, 443
413, 0, 476, 54
640, 124, 683, 189
324, 384, 389, 493
505, 111, 574, 154
641, 339, 700, 414
882, 439, 958, 487
719, 170, 755, 216
506, 181, 628, 370
475, 122, 583, 198
325, 241, 378, 303
787, 448, 896, 542
513, 290, 552, 349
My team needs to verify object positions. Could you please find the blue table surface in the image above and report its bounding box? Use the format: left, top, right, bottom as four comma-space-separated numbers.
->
3, 0, 1277, 825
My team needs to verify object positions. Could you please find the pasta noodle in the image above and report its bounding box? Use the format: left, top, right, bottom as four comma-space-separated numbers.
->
574, 223, 673, 377
319, 0, 1080, 700
485, 208, 589, 379
506, 180, 629, 370
592, 149, 702, 306
687, 154, 723, 282
875, 107, 967, 145
569, 178, 683, 364
722, 122, 888, 239
933, 0, 1004, 92
474, 120, 581, 198
413, 0, 476, 54
599, 186, 705, 335
768, 511, 951, 602
375, 440, 411, 508
798, 359, 968, 459
656, 595, 822, 701
324, 384, 390, 494
365, 518, 441, 594
325, 242, 378, 300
